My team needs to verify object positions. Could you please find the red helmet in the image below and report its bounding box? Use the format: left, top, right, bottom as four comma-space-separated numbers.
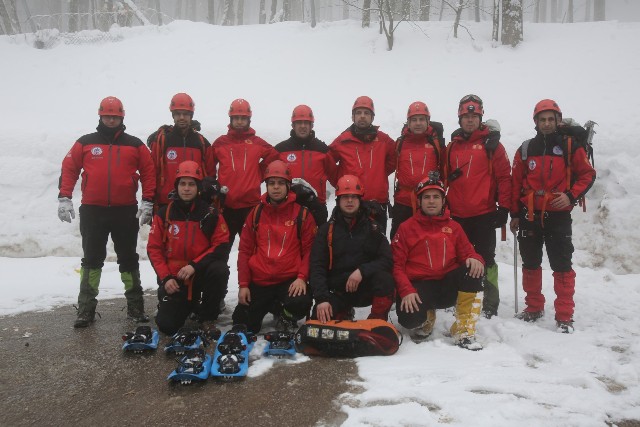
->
533, 99, 562, 121
229, 98, 252, 118
291, 104, 314, 123
98, 96, 125, 117
415, 172, 445, 197
335, 175, 365, 197
458, 94, 483, 117
352, 96, 375, 115
264, 160, 291, 182
170, 93, 195, 113
407, 101, 430, 119
175, 160, 203, 182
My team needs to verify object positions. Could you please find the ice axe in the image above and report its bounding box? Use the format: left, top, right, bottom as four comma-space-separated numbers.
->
513, 230, 519, 314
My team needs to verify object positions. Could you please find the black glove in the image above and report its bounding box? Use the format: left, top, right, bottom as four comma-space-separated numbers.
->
493, 207, 509, 228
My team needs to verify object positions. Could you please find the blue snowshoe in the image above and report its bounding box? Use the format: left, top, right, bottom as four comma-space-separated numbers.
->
122, 326, 159, 353
263, 330, 296, 358
167, 348, 213, 384
164, 327, 219, 355
210, 324, 256, 381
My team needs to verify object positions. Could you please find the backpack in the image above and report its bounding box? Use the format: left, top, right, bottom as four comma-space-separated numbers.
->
294, 319, 402, 357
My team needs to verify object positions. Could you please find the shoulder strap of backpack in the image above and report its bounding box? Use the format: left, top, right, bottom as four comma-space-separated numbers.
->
296, 205, 309, 241
196, 132, 207, 160
162, 201, 173, 243
327, 220, 335, 271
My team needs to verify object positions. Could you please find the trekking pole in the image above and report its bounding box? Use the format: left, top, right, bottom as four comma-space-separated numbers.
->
513, 230, 519, 314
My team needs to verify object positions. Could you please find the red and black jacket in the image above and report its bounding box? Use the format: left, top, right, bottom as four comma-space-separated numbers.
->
147, 198, 230, 284
147, 126, 212, 205
275, 130, 337, 204
59, 123, 155, 206
444, 125, 512, 218
511, 128, 596, 215
237, 192, 317, 288
391, 208, 484, 298
329, 125, 396, 203
207, 126, 279, 209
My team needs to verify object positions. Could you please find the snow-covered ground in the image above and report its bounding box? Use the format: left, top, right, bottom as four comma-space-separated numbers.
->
1, 19, 639, 425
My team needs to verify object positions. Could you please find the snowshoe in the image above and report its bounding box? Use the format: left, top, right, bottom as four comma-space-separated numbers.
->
263, 331, 296, 358
167, 348, 213, 384
165, 327, 205, 355
210, 324, 256, 381
122, 326, 159, 353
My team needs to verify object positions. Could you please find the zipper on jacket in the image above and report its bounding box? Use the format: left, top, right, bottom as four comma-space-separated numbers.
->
267, 229, 271, 257
409, 152, 414, 175
442, 238, 447, 268
230, 148, 236, 171
278, 232, 287, 257
422, 152, 427, 175
107, 143, 112, 206
425, 241, 433, 268
467, 155, 473, 178
356, 147, 362, 168
301, 144, 306, 178
244, 147, 247, 171
369, 149, 373, 169
184, 214, 190, 260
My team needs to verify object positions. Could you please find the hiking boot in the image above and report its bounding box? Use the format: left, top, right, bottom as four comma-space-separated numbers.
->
515, 310, 544, 322
482, 309, 497, 319
127, 307, 150, 323
74, 310, 95, 328
456, 337, 483, 351
410, 309, 436, 342
556, 320, 574, 334
200, 320, 220, 335
275, 314, 298, 332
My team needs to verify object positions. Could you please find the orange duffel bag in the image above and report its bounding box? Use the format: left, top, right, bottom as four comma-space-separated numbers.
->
294, 319, 403, 357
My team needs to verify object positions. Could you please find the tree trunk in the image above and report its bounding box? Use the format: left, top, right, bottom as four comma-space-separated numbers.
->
0, 0, 12, 35
174, 0, 183, 19
362, 0, 371, 27
236, 0, 243, 24
501, 0, 523, 47
3, 0, 20, 34
550, 0, 557, 22
259, 0, 266, 24
533, 0, 539, 23
438, 0, 445, 21
343, 2, 349, 19
156, 0, 163, 25
420, 0, 430, 21
453, 2, 462, 38
310, 0, 316, 27
492, 0, 499, 41
475, 0, 480, 22
270, 0, 277, 23
222, 0, 234, 25
594, 0, 605, 21
567, 0, 573, 23
283, 0, 291, 21
208, 0, 215, 24
539, 0, 547, 22
585, 0, 592, 21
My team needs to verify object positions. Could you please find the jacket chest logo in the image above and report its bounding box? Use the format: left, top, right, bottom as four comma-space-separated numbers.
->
244, 140, 253, 144
284, 220, 296, 227
528, 159, 537, 171
91, 147, 103, 156
169, 224, 180, 235
441, 226, 452, 234
166, 149, 178, 161
287, 153, 297, 162
552, 146, 564, 155
472, 144, 483, 150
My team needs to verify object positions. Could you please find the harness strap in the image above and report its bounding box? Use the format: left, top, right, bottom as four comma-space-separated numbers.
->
167, 259, 194, 301
327, 222, 334, 271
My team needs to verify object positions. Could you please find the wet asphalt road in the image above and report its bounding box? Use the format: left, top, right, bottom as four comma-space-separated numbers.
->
0, 295, 358, 426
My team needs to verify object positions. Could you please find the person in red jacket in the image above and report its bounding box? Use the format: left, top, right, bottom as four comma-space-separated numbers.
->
58, 96, 156, 328
444, 94, 511, 319
147, 161, 230, 335
232, 160, 316, 333
329, 96, 396, 233
147, 93, 212, 207
275, 104, 337, 225
207, 98, 279, 247
392, 173, 485, 350
510, 99, 596, 334
390, 101, 445, 239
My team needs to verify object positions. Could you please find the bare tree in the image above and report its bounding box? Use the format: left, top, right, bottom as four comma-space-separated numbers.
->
585, 0, 592, 21
492, 0, 499, 41
283, 0, 291, 21
593, 0, 605, 21
567, 0, 573, 23
222, 0, 234, 25
0, 0, 12, 35
539, 0, 547, 22
420, 0, 430, 21
237, 0, 244, 24
550, 0, 557, 22
270, 0, 278, 22
343, 1, 349, 19
363, 0, 371, 27
208, 0, 215, 24
374, 0, 410, 50
259, 0, 266, 24
501, 0, 523, 47
2, 0, 21, 34
310, 0, 317, 27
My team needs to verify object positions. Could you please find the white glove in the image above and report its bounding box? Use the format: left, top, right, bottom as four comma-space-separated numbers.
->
58, 197, 75, 223
136, 200, 154, 226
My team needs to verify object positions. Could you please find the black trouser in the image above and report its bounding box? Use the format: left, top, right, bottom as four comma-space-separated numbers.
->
155, 260, 229, 335
518, 210, 573, 272
311, 270, 395, 319
231, 281, 313, 333
452, 211, 497, 267
390, 203, 414, 241
222, 206, 253, 247
79, 204, 139, 272
396, 265, 483, 329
